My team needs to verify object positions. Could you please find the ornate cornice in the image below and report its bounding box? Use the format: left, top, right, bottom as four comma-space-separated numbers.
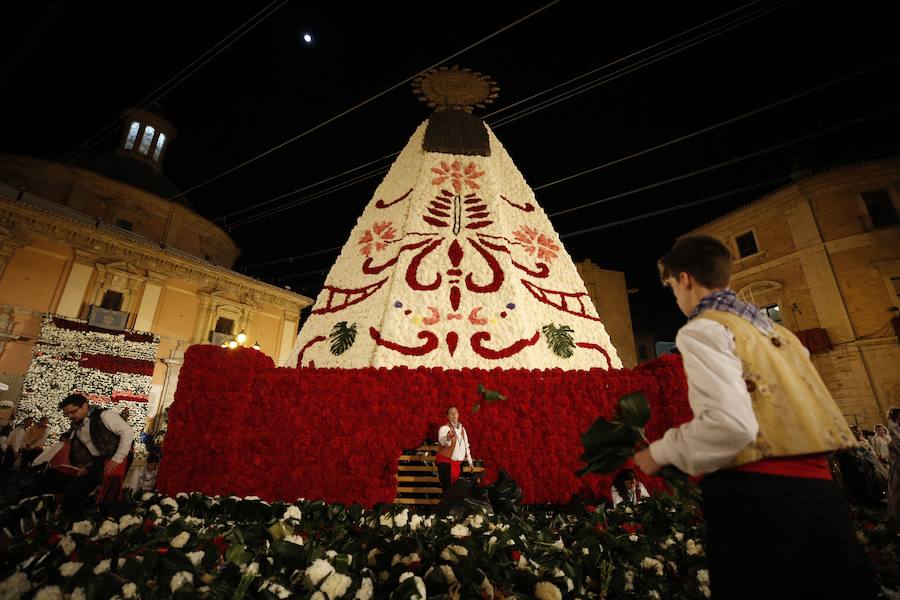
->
0, 197, 312, 312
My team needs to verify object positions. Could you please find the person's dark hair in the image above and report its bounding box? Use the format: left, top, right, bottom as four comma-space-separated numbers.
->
889, 407, 900, 424
612, 469, 640, 503
658, 235, 732, 289
446, 406, 458, 415
59, 393, 89, 410
147, 452, 160, 464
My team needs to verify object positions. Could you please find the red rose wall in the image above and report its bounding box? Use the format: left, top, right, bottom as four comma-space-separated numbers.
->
157, 346, 691, 507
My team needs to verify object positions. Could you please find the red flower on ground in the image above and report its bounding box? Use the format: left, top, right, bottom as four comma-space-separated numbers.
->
621, 523, 643, 534
511, 550, 521, 562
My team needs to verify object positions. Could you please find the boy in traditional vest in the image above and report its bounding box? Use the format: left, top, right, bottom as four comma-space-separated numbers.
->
57, 393, 134, 517
634, 235, 875, 600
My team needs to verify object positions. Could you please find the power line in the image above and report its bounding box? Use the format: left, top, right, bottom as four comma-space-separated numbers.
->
548, 104, 900, 218
483, 0, 767, 120
534, 55, 900, 191
168, 0, 562, 203
60, 0, 288, 164
254, 108, 899, 279
215, 151, 399, 222
214, 0, 792, 229
491, 0, 795, 129
0, 0, 66, 88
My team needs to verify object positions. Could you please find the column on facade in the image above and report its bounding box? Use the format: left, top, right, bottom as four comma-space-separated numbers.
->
277, 308, 299, 366
191, 292, 214, 344
0, 235, 27, 282
152, 343, 185, 433
56, 249, 99, 319
133, 271, 167, 332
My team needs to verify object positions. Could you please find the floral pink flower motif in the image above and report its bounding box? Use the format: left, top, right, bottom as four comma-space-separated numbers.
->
358, 221, 397, 256
430, 160, 484, 193
513, 226, 561, 262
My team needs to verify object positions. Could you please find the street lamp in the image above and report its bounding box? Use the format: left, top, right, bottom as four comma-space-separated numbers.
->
227, 339, 238, 349
252, 341, 261, 351
236, 330, 247, 344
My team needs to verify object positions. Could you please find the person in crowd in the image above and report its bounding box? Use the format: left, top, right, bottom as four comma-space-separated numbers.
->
53, 393, 134, 517
18, 416, 50, 470
436, 406, 474, 496
1, 416, 33, 470
888, 407, 900, 524
0, 424, 12, 453
610, 468, 649, 508
872, 424, 891, 467
632, 235, 875, 600
126, 451, 160, 494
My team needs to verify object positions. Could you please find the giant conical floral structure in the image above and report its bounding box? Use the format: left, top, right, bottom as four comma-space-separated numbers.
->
290, 69, 621, 370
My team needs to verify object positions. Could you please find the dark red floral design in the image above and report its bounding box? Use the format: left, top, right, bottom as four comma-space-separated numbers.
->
79, 354, 155, 376
157, 346, 693, 508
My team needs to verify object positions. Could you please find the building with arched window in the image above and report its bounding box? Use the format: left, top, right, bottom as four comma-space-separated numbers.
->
0, 105, 312, 427
686, 157, 900, 428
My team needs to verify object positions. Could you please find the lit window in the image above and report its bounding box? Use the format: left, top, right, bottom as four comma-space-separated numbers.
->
125, 121, 140, 150
152, 132, 167, 161
138, 125, 156, 155
862, 190, 899, 228
761, 303, 782, 324
735, 231, 758, 258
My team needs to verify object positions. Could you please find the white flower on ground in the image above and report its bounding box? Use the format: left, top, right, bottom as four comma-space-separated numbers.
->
118, 515, 142, 531
379, 513, 394, 527
487, 536, 498, 550
93, 559, 111, 575
161, 497, 179, 511
122, 582, 137, 599
70, 588, 86, 600
170, 531, 190, 548
697, 569, 710, 585
187, 551, 205, 566
628, 534, 639, 542
311, 593, 326, 600
686, 539, 704, 556
465, 513, 484, 529
481, 577, 494, 598
366, 548, 381, 566
326, 550, 337, 559
69, 521, 92, 535
409, 514, 423, 532
96, 520, 119, 538
148, 505, 162, 517
649, 591, 661, 599
59, 562, 83, 577
0, 571, 31, 598
440, 565, 457, 584
354, 577, 373, 600
285, 534, 304, 546
582, 547, 590, 555
641, 557, 665, 576
447, 545, 468, 557
58, 535, 75, 555
624, 570, 635, 592
661, 537, 676, 549
177, 492, 188, 499
566, 578, 574, 592
534, 581, 563, 600
33, 586, 63, 600
184, 516, 203, 527
244, 496, 261, 501
265, 582, 291, 599
552, 538, 565, 549
283, 505, 303, 522
393, 509, 409, 528
674, 531, 684, 542
398, 573, 426, 600
170, 571, 193, 593
516, 554, 529, 570
320, 572, 352, 599
141, 492, 155, 501
391, 553, 420, 566
439, 547, 457, 563
450, 524, 470, 537
307, 559, 335, 586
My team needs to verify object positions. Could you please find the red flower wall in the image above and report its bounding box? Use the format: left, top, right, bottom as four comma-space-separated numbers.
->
157, 346, 691, 508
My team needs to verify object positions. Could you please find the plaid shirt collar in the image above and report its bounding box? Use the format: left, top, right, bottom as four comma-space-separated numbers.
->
689, 289, 774, 334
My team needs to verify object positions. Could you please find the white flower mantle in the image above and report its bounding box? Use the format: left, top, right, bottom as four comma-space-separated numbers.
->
290, 121, 622, 371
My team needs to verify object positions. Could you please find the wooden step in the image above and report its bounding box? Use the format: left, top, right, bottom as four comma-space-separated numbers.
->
397, 486, 443, 494
394, 497, 440, 505
397, 475, 441, 483
398, 465, 438, 472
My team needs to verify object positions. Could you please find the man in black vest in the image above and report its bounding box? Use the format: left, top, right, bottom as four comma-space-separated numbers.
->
57, 393, 133, 517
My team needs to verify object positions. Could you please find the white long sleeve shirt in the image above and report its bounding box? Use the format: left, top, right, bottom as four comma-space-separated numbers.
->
438, 423, 473, 463
75, 409, 134, 464
649, 318, 759, 476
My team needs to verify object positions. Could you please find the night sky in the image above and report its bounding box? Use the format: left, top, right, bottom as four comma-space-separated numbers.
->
2, 1, 898, 342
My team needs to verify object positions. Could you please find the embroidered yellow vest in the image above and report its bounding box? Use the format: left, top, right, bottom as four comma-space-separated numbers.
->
698, 310, 855, 467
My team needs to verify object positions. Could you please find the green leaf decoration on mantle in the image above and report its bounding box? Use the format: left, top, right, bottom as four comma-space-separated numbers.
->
329, 322, 358, 356
542, 323, 575, 358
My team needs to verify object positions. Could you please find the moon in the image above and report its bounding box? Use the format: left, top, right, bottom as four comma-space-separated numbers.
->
302, 33, 312, 44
